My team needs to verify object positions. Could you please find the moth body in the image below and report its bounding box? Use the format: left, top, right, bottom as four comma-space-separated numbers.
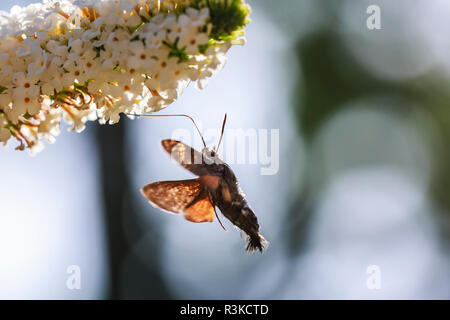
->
141, 139, 267, 253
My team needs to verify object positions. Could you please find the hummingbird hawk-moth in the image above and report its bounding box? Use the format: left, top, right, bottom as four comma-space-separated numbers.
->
138, 114, 267, 253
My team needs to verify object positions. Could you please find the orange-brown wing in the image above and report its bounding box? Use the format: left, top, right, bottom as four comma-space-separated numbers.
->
141, 179, 202, 214
141, 178, 215, 223
161, 139, 211, 176
184, 190, 215, 223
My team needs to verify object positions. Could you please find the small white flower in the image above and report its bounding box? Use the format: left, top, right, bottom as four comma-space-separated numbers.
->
38, 107, 62, 144
179, 28, 209, 54
126, 40, 155, 70
185, 8, 210, 26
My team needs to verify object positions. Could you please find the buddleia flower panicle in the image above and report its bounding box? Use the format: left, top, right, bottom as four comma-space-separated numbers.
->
0, 0, 250, 153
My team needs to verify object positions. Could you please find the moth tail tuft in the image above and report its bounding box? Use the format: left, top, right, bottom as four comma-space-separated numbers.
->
245, 232, 268, 253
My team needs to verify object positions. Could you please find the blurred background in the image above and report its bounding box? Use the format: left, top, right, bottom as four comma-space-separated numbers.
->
0, 0, 449, 299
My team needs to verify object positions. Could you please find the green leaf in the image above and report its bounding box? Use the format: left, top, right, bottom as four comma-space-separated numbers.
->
0, 86, 7, 94
163, 39, 189, 63
74, 79, 93, 90
192, 0, 250, 41
198, 43, 209, 54
94, 44, 105, 58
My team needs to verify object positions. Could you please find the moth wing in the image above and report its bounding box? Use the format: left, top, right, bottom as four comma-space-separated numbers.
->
184, 190, 215, 223
141, 179, 203, 214
141, 178, 215, 223
161, 139, 211, 176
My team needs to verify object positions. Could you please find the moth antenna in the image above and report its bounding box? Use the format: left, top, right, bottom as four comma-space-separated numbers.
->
214, 113, 227, 153
126, 113, 206, 148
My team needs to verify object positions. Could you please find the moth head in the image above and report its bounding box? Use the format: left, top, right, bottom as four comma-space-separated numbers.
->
202, 147, 218, 159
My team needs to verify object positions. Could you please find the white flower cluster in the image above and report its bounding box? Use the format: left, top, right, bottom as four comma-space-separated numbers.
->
0, 0, 248, 153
